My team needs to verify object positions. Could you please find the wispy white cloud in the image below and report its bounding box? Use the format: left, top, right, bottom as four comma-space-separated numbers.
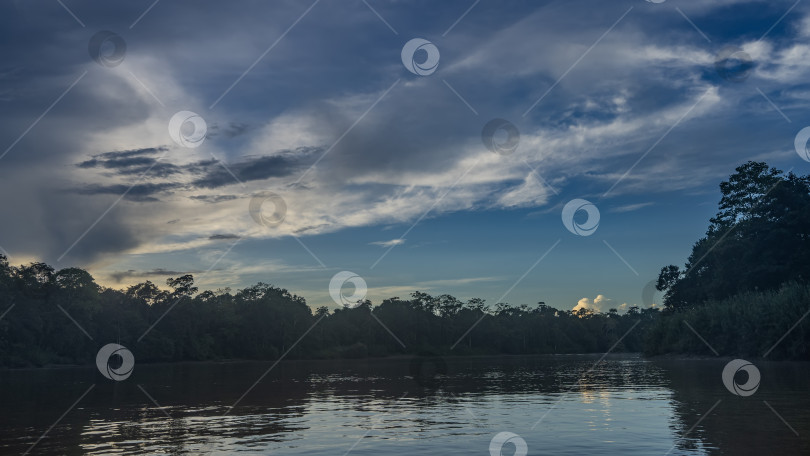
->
610, 202, 654, 213
370, 239, 406, 248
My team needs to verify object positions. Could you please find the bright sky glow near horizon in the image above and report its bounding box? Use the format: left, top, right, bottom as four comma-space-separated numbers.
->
1, 0, 809, 311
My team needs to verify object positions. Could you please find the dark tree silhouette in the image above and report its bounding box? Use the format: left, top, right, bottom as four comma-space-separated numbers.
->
647, 162, 810, 359
0, 256, 654, 367
657, 161, 810, 310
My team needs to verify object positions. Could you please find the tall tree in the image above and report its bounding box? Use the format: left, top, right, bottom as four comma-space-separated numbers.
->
658, 162, 810, 309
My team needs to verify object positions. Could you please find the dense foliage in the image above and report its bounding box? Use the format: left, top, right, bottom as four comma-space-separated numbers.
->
0, 256, 654, 367
648, 162, 810, 359
644, 282, 810, 360
656, 162, 810, 310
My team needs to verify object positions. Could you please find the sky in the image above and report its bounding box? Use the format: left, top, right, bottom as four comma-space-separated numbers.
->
1, 0, 809, 312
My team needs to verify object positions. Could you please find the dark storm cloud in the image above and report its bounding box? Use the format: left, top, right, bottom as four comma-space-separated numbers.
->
190, 153, 307, 189
77, 147, 182, 178
0, 1, 167, 264
121, 162, 181, 178
40, 190, 142, 267
209, 234, 240, 240
190, 194, 239, 203
89, 147, 166, 160
72, 150, 308, 202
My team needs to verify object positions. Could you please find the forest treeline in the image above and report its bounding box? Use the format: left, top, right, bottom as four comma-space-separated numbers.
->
0, 161, 808, 367
645, 282, 810, 359
0, 255, 655, 367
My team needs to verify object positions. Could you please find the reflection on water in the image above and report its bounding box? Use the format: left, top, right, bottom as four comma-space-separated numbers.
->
1, 354, 808, 455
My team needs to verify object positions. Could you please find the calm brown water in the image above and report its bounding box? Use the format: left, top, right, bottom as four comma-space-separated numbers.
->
1, 354, 808, 455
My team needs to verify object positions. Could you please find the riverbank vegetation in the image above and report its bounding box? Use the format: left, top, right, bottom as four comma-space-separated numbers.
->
646, 162, 810, 360
0, 256, 654, 367
644, 282, 810, 359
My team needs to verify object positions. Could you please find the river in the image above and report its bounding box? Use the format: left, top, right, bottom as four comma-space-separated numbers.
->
2, 354, 808, 455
